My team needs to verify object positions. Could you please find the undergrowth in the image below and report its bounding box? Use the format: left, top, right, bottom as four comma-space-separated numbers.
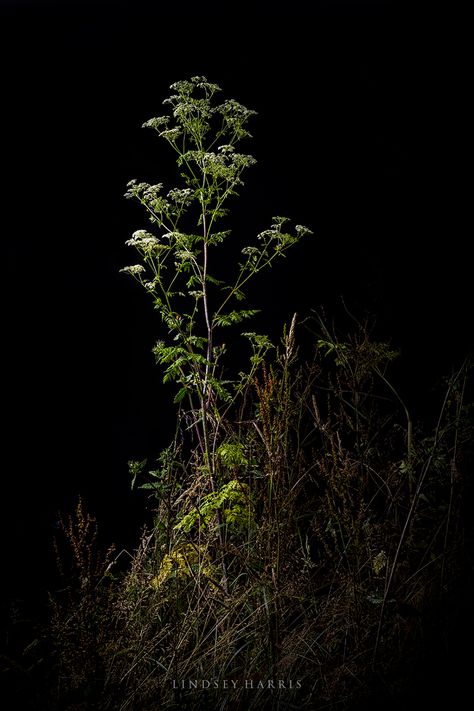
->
6, 319, 470, 711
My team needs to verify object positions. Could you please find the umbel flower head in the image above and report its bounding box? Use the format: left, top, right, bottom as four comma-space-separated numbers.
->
119, 264, 145, 275
125, 230, 166, 255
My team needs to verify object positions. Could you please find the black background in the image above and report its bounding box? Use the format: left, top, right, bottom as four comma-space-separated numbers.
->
1, 0, 471, 629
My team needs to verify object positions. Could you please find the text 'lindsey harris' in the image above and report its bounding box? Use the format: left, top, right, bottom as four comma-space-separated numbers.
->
172, 679, 302, 690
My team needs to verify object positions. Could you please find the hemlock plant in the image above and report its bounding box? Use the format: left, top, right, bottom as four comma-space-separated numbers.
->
121, 76, 312, 507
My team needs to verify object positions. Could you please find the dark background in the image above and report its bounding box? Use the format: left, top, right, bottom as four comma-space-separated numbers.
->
1, 0, 470, 639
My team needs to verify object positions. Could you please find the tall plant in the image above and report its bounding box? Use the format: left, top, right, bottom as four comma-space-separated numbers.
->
122, 76, 312, 493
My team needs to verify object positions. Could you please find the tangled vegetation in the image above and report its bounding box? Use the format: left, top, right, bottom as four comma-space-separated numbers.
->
2, 77, 472, 710
35, 331, 472, 711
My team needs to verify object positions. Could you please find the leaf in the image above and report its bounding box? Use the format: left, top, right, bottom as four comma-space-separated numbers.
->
186, 275, 201, 289
174, 480, 252, 533
206, 274, 225, 286
217, 442, 248, 467
173, 387, 188, 404
207, 376, 233, 403
213, 309, 259, 327
242, 332, 274, 351
207, 230, 231, 245
153, 344, 187, 364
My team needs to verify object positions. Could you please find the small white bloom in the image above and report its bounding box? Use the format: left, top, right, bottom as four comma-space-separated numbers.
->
125, 229, 149, 245
295, 224, 313, 237
126, 230, 165, 254
159, 127, 182, 141
120, 265, 145, 275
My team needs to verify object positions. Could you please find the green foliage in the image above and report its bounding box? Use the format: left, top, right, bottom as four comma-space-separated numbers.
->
217, 441, 248, 468
175, 479, 252, 533
150, 543, 219, 590
121, 76, 312, 498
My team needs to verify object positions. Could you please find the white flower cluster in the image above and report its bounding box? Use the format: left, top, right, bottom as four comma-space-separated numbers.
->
167, 188, 194, 206
159, 127, 182, 141
119, 264, 145, 275
126, 230, 165, 254
142, 116, 169, 131
295, 225, 313, 238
